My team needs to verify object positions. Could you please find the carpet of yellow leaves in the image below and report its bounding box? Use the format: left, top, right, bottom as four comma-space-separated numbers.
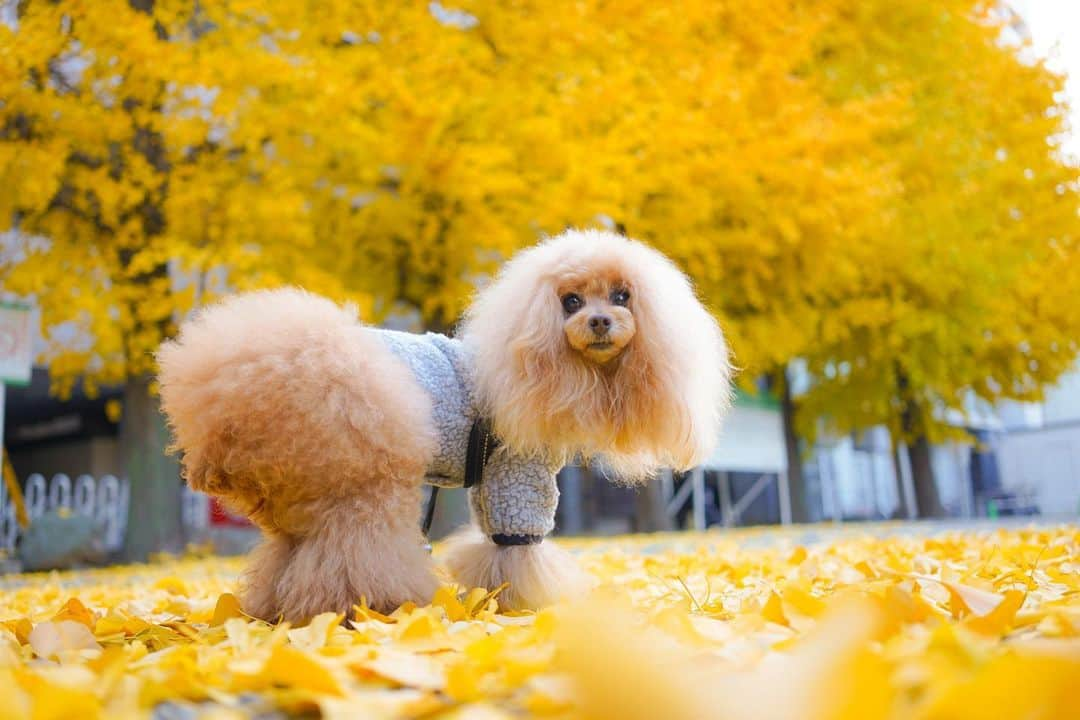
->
2, 525, 1079, 719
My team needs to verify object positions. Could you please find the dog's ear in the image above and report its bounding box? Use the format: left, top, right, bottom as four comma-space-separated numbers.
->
462, 256, 571, 458
504, 277, 567, 391
611, 245, 732, 475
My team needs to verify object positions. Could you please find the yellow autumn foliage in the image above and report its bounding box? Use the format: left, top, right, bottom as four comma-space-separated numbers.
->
1, 527, 1079, 718
791, 1, 1080, 441
4, 0, 1075, 428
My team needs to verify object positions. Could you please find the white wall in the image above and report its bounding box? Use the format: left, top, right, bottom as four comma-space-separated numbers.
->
993, 359, 1080, 518
999, 424, 1080, 518
997, 400, 1044, 431
1043, 368, 1080, 426
704, 405, 786, 474
999, 362, 1080, 431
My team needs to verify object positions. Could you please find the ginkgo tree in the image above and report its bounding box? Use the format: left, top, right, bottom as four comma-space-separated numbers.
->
1, 0, 1077, 550
0, 1, 536, 555
790, 0, 1080, 516
0, 0, 899, 549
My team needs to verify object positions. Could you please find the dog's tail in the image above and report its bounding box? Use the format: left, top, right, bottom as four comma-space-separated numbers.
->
156, 288, 435, 533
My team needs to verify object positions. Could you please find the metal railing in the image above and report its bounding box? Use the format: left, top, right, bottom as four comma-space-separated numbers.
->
0, 472, 130, 554
662, 468, 792, 530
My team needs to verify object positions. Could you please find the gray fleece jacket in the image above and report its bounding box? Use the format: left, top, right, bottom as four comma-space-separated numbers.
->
378, 329, 560, 542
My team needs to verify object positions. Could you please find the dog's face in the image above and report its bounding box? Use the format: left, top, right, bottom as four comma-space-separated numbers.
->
558, 276, 636, 365
463, 229, 731, 479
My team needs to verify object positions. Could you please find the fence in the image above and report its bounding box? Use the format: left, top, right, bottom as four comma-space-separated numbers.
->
0, 472, 130, 555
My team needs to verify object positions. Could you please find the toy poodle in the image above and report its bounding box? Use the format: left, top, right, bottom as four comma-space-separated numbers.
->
157, 229, 730, 622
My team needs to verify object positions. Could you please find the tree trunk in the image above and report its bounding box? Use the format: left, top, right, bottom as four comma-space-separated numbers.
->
779, 368, 811, 523
891, 442, 914, 519
895, 367, 944, 520
120, 375, 184, 560
907, 434, 944, 518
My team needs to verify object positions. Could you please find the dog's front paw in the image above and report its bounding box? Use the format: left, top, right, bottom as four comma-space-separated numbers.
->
441, 526, 590, 610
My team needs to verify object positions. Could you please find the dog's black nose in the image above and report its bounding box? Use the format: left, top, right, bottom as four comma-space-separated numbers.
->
588, 314, 612, 335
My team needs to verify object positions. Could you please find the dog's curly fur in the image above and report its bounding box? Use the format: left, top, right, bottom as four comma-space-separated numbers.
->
157, 291, 441, 621
157, 229, 730, 622
463, 229, 730, 480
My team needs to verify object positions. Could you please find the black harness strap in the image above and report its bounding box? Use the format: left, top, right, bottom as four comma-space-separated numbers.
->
464, 417, 500, 489
422, 417, 501, 536
422, 486, 440, 536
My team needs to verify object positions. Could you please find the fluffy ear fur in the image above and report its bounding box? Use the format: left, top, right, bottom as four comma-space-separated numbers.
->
461, 229, 731, 480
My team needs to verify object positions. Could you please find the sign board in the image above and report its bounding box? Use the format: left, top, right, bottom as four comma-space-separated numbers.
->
0, 302, 33, 386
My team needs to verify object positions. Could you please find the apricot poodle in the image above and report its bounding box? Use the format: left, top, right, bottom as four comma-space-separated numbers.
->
157, 229, 730, 622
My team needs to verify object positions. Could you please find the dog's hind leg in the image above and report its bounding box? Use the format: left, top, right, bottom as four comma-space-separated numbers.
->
158, 290, 442, 623
274, 483, 438, 623
239, 533, 293, 621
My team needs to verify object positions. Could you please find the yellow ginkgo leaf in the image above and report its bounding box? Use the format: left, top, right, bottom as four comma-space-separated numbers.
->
782, 584, 827, 619
924, 647, 1080, 720
153, 577, 189, 596
29, 621, 101, 659
445, 660, 484, 703
762, 591, 790, 627
964, 589, 1027, 636
552, 598, 714, 720
94, 611, 151, 639
432, 586, 468, 623
356, 649, 446, 691
52, 598, 95, 630
915, 576, 1012, 621
210, 593, 243, 627
2, 619, 33, 646
13, 667, 100, 719
398, 612, 440, 642
352, 602, 397, 625
288, 612, 342, 651
263, 645, 343, 697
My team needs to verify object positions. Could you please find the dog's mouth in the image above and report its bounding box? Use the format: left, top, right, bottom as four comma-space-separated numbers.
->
587, 342, 614, 351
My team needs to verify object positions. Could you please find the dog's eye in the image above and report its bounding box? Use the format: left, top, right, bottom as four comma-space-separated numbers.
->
561, 293, 583, 314
610, 289, 630, 306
